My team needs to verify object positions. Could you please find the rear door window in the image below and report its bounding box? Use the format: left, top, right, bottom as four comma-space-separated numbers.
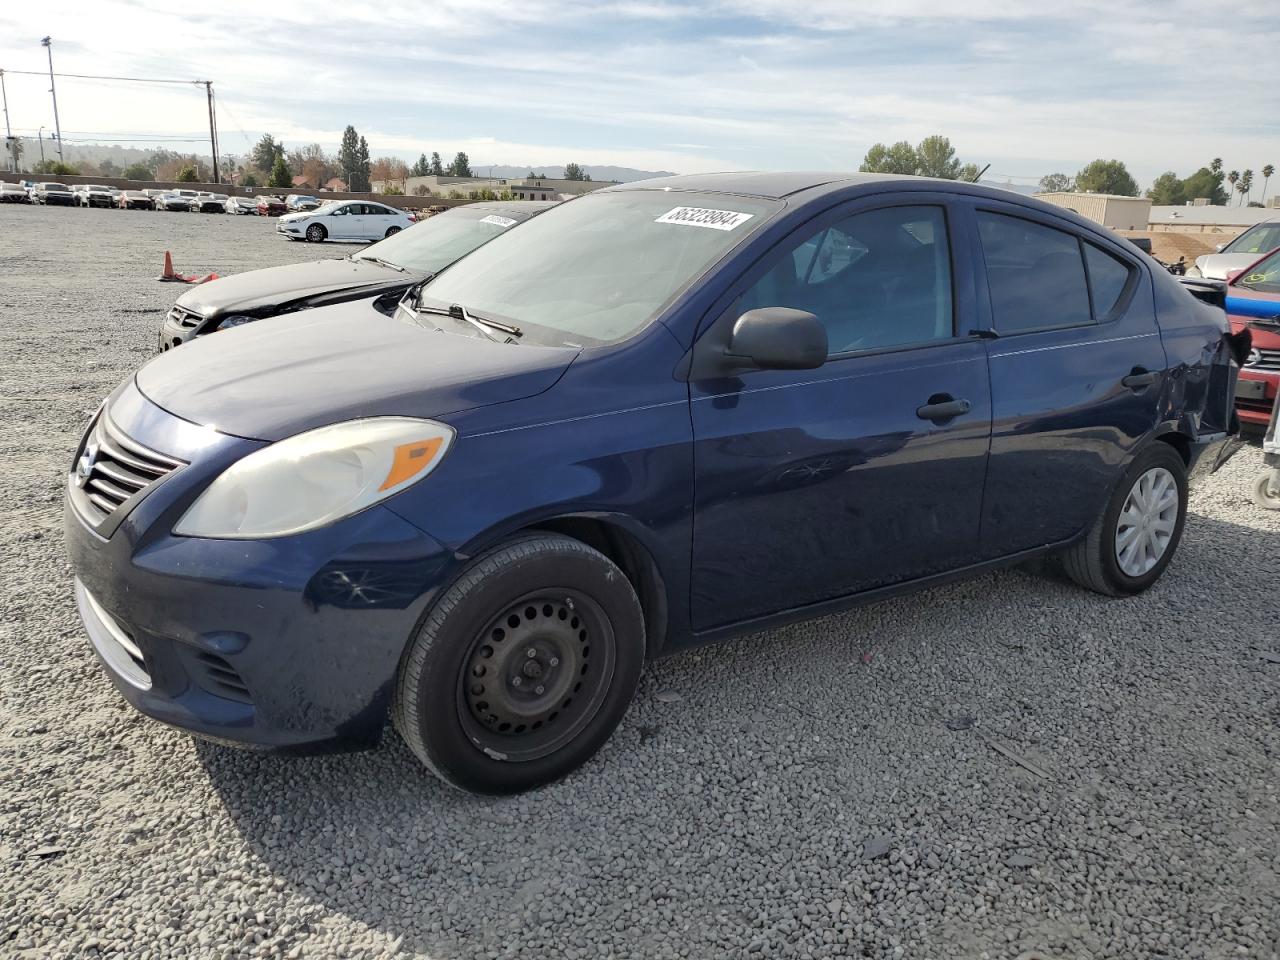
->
977, 212, 1093, 334
1083, 242, 1134, 319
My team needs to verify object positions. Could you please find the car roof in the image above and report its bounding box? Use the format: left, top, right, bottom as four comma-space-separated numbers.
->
603, 171, 886, 199
457, 199, 559, 218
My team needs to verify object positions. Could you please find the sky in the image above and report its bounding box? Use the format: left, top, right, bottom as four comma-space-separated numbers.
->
1, 0, 1277, 189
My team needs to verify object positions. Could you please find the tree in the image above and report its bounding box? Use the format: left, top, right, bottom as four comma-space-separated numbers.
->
1145, 171, 1184, 205
1179, 166, 1229, 206
411, 153, 431, 177
267, 155, 292, 188
176, 165, 199, 182
1226, 170, 1239, 203
429, 152, 444, 176
449, 151, 472, 177
1237, 169, 1252, 205
859, 141, 918, 175
1039, 172, 1073, 193
914, 135, 962, 179
371, 156, 409, 188
350, 136, 371, 192
338, 126, 370, 192
122, 162, 151, 181
563, 162, 588, 181
251, 134, 284, 173
1074, 158, 1138, 196
241, 172, 259, 188
1262, 164, 1275, 205
1210, 157, 1222, 175
98, 159, 119, 177
32, 159, 78, 175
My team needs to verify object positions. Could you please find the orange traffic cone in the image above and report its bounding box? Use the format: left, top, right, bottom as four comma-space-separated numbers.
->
157, 250, 185, 282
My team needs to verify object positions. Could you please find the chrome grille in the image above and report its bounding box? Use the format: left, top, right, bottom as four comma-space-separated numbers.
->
167, 305, 205, 328
1244, 347, 1280, 371
73, 416, 184, 524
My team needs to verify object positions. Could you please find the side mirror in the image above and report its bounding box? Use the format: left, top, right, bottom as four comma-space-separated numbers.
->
726, 307, 827, 370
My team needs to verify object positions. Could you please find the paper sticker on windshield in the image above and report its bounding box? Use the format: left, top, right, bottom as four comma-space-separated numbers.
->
480, 214, 518, 228
655, 206, 754, 231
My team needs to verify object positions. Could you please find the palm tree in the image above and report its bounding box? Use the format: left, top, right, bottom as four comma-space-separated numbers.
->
1211, 157, 1223, 174
1262, 164, 1275, 205
1238, 169, 1253, 206
1227, 170, 1239, 204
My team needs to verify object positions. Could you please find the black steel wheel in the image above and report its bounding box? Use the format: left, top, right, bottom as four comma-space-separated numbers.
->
394, 533, 644, 794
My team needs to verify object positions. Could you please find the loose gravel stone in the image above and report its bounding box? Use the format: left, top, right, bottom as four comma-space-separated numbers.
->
1, 203, 1278, 958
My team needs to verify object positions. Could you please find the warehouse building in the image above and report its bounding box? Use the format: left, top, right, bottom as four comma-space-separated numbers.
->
1034, 192, 1153, 230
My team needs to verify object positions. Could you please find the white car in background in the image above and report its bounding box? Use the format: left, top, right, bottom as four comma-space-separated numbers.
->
276, 200, 416, 243
225, 196, 258, 215
1187, 219, 1280, 279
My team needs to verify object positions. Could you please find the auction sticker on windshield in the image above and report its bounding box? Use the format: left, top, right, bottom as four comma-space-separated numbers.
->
480, 214, 518, 228
655, 206, 754, 231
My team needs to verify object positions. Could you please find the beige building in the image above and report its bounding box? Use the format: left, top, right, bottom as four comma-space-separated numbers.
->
1034, 192, 1153, 230
1147, 204, 1277, 235
372, 173, 619, 201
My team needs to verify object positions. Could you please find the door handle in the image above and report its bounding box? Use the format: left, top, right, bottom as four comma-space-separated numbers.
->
916, 396, 972, 422
1121, 368, 1157, 390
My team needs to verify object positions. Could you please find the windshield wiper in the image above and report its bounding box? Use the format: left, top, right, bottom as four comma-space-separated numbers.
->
412, 303, 521, 342
357, 255, 406, 273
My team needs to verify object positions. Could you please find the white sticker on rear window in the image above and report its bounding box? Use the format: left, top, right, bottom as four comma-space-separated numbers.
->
655, 206, 754, 231
479, 214, 518, 228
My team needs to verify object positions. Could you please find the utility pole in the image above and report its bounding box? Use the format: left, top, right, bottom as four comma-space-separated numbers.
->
1, 70, 15, 172
38, 127, 46, 165
40, 37, 64, 163
204, 81, 219, 185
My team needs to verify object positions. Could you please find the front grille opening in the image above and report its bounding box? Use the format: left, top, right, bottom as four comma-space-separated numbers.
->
73, 417, 183, 526
167, 306, 204, 328
1244, 348, 1280, 372
193, 651, 252, 704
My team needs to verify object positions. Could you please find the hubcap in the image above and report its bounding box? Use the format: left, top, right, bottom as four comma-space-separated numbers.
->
458, 591, 614, 762
1115, 466, 1178, 577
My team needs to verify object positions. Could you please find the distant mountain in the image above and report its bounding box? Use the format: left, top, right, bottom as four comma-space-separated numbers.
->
471, 164, 676, 183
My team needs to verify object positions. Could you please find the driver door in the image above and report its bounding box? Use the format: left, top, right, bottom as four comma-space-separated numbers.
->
689, 197, 992, 631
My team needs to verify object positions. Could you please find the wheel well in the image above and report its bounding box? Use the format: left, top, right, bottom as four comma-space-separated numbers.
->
1154, 431, 1190, 466
530, 517, 668, 660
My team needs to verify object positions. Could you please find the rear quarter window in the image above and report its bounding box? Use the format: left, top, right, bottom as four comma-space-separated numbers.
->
1083, 243, 1134, 319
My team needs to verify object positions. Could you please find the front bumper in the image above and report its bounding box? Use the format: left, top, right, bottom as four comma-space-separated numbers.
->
63, 384, 455, 752
1234, 370, 1278, 426
85, 196, 115, 207
277, 221, 304, 236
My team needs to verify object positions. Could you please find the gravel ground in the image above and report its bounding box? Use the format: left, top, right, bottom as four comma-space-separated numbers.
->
2, 202, 1279, 960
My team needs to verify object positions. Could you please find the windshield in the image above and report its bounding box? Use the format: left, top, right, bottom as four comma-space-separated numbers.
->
1236, 249, 1280, 294
44, 183, 69, 191
418, 191, 779, 344
360, 207, 533, 275
1224, 222, 1280, 256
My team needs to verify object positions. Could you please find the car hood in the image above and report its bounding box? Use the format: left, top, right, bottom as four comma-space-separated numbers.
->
135, 301, 579, 441
174, 257, 414, 317
1193, 252, 1266, 280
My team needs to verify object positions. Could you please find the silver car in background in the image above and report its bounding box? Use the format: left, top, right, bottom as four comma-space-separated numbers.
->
1188, 218, 1280, 279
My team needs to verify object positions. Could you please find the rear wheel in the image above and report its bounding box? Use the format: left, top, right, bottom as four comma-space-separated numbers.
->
393, 533, 644, 794
384, 226, 401, 238
306, 223, 327, 242
1062, 443, 1187, 596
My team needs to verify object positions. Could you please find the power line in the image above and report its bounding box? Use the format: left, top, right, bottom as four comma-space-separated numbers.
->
1, 68, 206, 86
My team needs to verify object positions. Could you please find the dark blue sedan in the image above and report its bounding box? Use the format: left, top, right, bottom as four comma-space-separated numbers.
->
64, 173, 1242, 793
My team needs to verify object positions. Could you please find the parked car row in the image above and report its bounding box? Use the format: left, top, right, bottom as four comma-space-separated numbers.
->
66, 174, 1250, 797
2, 181, 363, 218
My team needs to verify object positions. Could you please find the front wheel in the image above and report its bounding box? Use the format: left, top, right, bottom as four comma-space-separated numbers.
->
393, 533, 645, 794
306, 223, 326, 242
1062, 443, 1188, 596
1252, 470, 1280, 510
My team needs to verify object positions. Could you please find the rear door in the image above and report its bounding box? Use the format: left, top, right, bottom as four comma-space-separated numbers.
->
689, 195, 993, 630
362, 203, 397, 239
964, 199, 1167, 557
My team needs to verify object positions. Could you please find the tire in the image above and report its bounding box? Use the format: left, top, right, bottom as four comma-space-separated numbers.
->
384, 226, 401, 238
393, 533, 645, 794
1062, 442, 1188, 597
1251, 471, 1280, 510
306, 223, 326, 242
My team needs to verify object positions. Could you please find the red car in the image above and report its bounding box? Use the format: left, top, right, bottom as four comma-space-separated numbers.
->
1226, 248, 1280, 429
255, 195, 287, 217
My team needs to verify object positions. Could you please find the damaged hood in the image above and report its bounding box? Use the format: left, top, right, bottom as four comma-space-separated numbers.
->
135, 302, 579, 441
173, 257, 415, 319
1193, 253, 1270, 281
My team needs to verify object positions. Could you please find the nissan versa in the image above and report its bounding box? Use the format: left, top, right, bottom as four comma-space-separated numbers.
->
65, 173, 1244, 794
159, 200, 556, 349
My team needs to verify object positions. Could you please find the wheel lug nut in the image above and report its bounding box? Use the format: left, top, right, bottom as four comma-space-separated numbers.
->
526, 648, 537, 658
549, 657, 559, 667
512, 677, 522, 687
535, 685, 545, 695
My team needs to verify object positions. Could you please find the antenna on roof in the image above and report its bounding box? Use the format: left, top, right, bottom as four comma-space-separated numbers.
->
967, 163, 990, 184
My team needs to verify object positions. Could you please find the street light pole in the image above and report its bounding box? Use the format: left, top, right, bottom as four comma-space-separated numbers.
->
0, 69, 15, 172
38, 126, 46, 165
40, 36, 64, 163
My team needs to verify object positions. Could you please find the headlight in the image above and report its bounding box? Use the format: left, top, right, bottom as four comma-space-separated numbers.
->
174, 418, 454, 539
216, 315, 256, 330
